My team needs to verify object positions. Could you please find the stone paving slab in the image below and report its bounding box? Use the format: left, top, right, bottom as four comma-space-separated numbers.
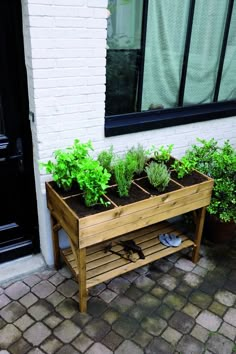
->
0, 239, 236, 353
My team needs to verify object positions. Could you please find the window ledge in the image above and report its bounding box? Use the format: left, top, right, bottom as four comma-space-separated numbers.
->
105, 101, 236, 137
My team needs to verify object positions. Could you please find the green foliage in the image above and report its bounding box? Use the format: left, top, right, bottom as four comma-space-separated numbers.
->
76, 158, 111, 207
114, 153, 137, 197
152, 144, 174, 164
145, 162, 170, 192
40, 139, 93, 190
171, 156, 196, 179
97, 146, 114, 173
126, 144, 148, 175
181, 138, 236, 222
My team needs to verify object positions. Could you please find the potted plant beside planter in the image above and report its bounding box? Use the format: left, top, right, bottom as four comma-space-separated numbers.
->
178, 138, 236, 242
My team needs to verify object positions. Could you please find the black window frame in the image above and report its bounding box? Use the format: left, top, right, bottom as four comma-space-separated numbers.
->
105, 0, 236, 137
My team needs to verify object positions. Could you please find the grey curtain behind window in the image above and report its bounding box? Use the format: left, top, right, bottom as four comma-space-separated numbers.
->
141, 0, 189, 110
184, 0, 228, 105
141, 0, 228, 110
219, 2, 236, 101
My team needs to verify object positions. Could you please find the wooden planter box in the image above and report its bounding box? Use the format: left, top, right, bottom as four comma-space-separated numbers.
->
46, 163, 214, 312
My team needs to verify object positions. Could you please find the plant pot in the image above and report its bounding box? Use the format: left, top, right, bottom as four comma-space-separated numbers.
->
204, 213, 236, 243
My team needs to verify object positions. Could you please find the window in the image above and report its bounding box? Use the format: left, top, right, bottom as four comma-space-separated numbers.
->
105, 0, 236, 136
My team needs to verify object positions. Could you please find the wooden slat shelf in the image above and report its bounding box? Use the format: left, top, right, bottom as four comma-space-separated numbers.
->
61, 221, 194, 288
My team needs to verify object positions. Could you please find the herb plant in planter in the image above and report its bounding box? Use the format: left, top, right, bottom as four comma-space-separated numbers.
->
171, 156, 195, 179
114, 153, 137, 197
152, 144, 174, 165
41, 139, 93, 191
76, 158, 111, 207
126, 144, 148, 176
145, 162, 170, 192
97, 146, 114, 174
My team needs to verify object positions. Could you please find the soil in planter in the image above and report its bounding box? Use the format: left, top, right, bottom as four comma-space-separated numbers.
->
135, 177, 182, 196
171, 170, 207, 187
106, 183, 150, 206
49, 181, 82, 198
65, 194, 114, 218
108, 174, 117, 186
133, 170, 147, 179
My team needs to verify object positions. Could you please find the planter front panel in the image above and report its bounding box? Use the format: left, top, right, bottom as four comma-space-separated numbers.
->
46, 170, 213, 251
79, 181, 213, 248
46, 183, 79, 247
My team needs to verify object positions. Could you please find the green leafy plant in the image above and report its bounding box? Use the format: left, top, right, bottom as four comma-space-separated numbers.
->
114, 153, 137, 197
180, 138, 236, 222
97, 146, 114, 174
76, 158, 111, 207
171, 156, 196, 179
152, 144, 174, 164
40, 139, 93, 190
126, 144, 148, 175
145, 162, 170, 192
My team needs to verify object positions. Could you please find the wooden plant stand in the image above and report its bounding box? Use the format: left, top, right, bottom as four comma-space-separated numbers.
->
46, 169, 213, 312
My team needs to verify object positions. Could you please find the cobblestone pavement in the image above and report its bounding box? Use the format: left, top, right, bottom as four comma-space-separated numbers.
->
1, 238, 236, 354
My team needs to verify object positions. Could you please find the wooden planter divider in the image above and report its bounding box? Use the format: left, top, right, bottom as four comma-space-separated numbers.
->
46, 164, 214, 312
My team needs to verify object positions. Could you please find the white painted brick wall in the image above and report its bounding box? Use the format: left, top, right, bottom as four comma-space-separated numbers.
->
21, 0, 236, 265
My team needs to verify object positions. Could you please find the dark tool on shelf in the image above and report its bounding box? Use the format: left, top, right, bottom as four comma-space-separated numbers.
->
119, 240, 145, 260
104, 242, 140, 262
104, 243, 129, 260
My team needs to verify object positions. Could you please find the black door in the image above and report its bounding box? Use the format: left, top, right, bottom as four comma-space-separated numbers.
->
0, 1, 39, 263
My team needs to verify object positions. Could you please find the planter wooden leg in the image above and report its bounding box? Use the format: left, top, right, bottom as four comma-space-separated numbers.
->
77, 248, 87, 313
192, 207, 206, 263
51, 216, 61, 270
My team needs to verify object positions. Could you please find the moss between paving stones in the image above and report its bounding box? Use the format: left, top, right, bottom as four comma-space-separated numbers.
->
110, 295, 135, 314
102, 309, 120, 325
84, 318, 110, 341
209, 301, 227, 317
124, 285, 143, 301
182, 303, 201, 318
151, 286, 168, 299
189, 290, 212, 309
129, 306, 150, 322
112, 316, 138, 338
175, 283, 193, 298
132, 328, 153, 348
136, 293, 161, 310
141, 316, 167, 336
163, 292, 187, 310
154, 304, 175, 320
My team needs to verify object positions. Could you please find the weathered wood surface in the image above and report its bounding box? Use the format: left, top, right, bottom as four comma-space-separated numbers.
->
46, 174, 213, 250
46, 182, 79, 247
79, 187, 212, 248
61, 221, 195, 288
46, 165, 213, 312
